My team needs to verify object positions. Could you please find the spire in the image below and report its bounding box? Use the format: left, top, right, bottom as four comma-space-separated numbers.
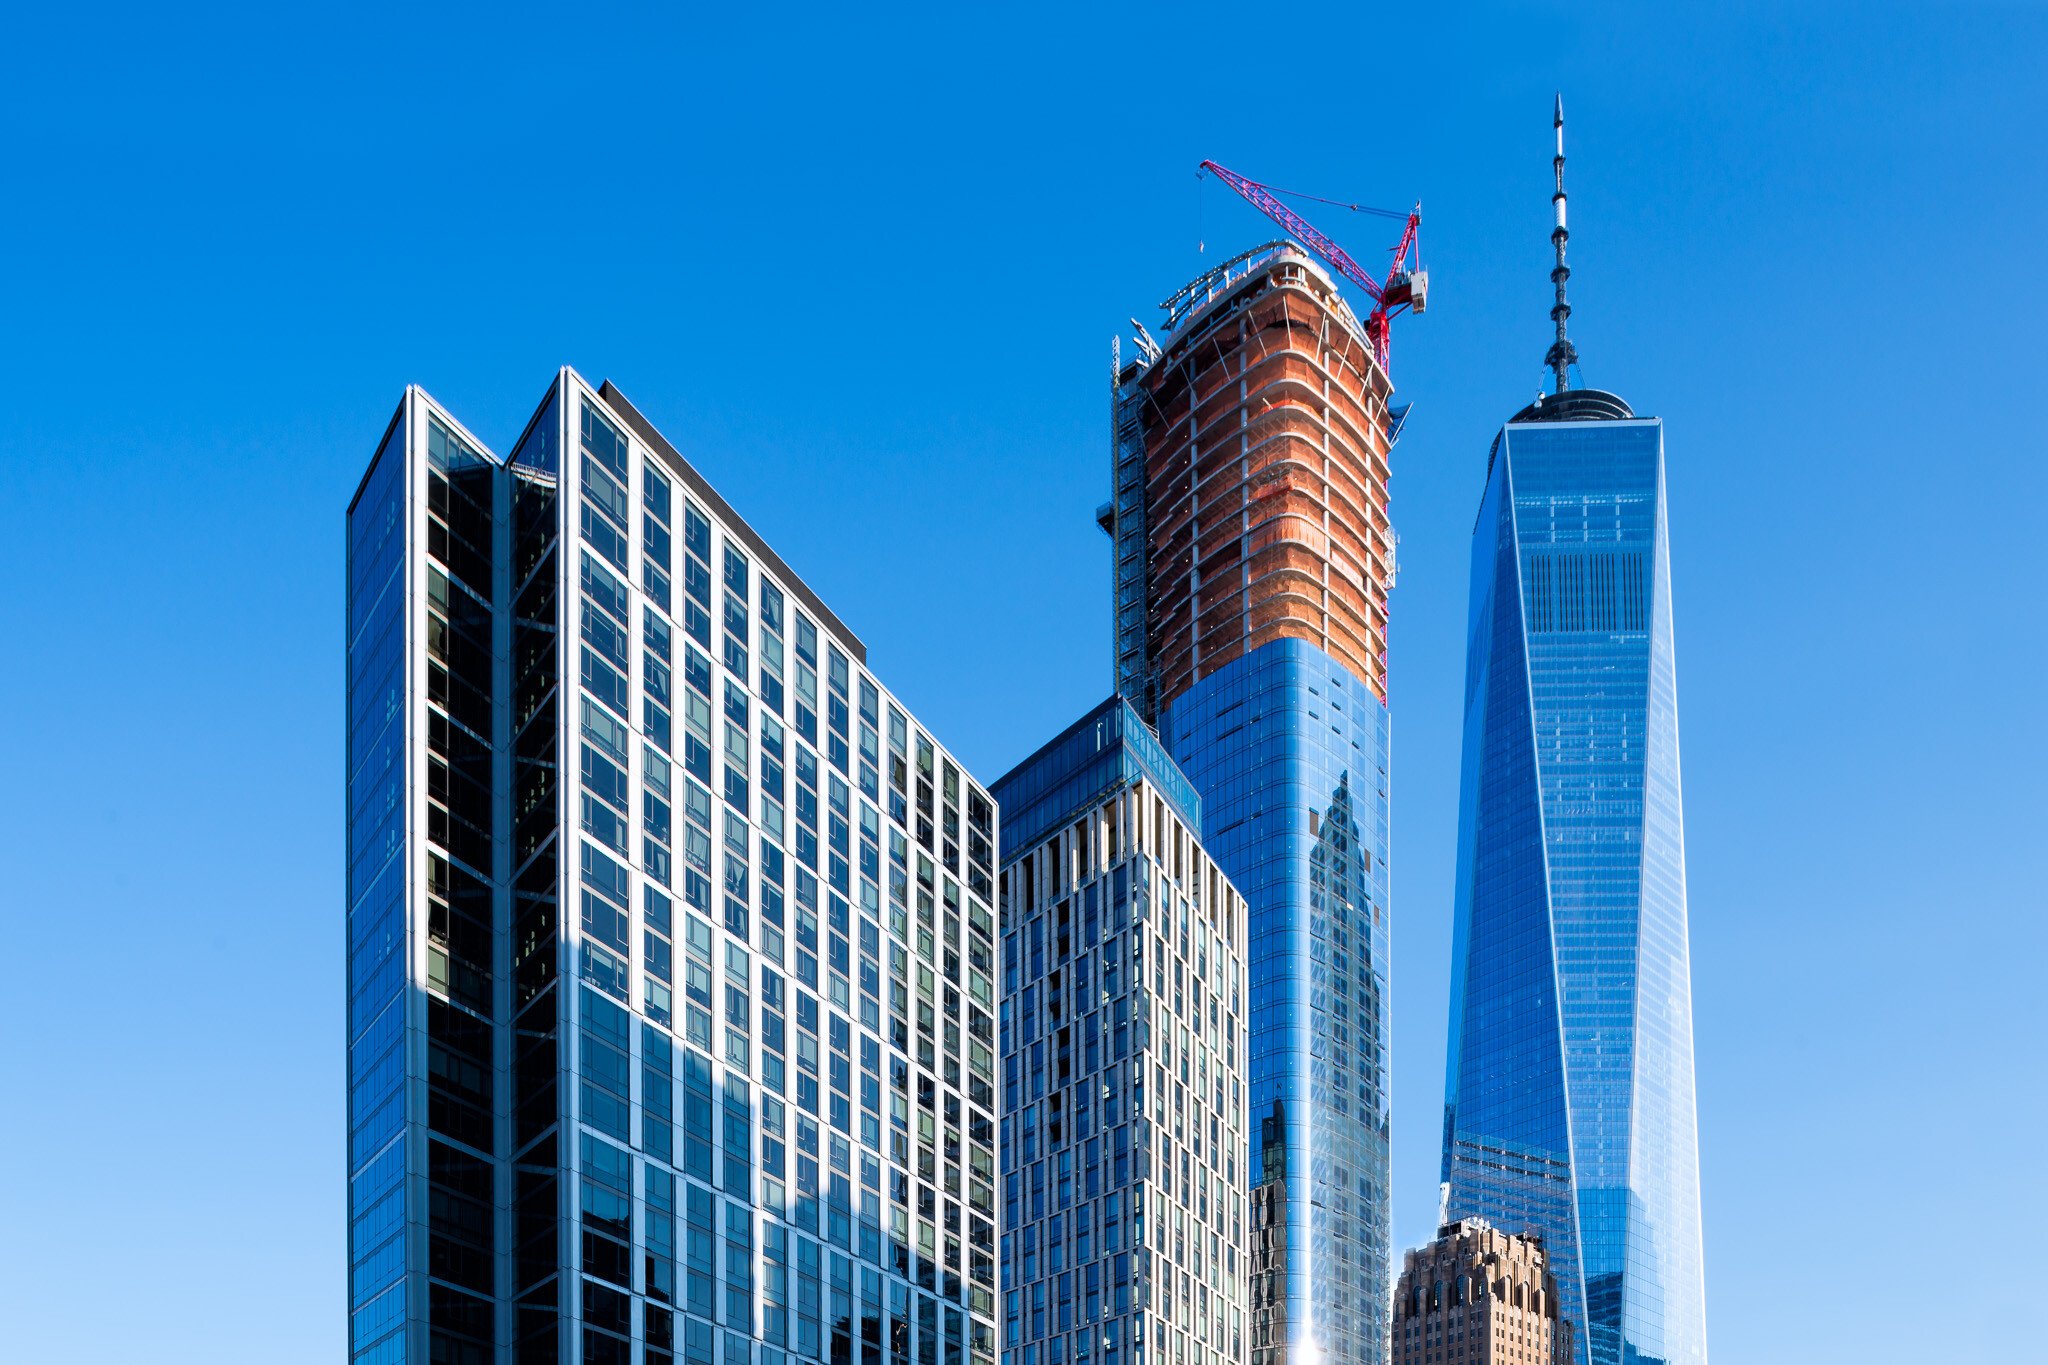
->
1544, 93, 1578, 394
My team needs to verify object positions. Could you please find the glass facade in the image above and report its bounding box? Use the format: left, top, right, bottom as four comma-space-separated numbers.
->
1111, 247, 1404, 1365
992, 699, 1248, 1365
345, 405, 415, 1365
1158, 640, 1392, 1365
1439, 415, 1706, 1365
344, 371, 1000, 1365
993, 699, 1202, 862
344, 393, 506, 1365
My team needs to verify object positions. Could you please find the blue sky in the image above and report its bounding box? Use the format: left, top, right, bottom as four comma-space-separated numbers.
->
1, 3, 2042, 1360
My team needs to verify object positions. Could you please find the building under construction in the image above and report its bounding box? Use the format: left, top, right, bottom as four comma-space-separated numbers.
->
1105, 230, 1415, 1365
1110, 242, 1402, 717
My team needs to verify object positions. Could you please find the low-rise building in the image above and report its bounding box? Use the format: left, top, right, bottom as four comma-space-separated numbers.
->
1391, 1220, 1573, 1365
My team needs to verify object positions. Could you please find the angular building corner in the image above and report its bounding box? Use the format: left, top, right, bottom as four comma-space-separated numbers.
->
1438, 99, 1709, 1365
990, 696, 1250, 1365
1437, 389, 1708, 1365
345, 371, 1002, 1365
1106, 243, 1400, 1365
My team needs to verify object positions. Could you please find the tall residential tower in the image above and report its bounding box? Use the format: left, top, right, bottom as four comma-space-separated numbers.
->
344, 372, 1000, 1365
992, 697, 1249, 1365
1438, 102, 1709, 1365
1105, 242, 1399, 1365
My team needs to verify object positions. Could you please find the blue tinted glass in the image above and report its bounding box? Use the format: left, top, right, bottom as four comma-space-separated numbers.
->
1441, 418, 1706, 1365
1160, 638, 1392, 1365
989, 696, 1200, 855
346, 412, 410, 1364
347, 380, 1002, 1365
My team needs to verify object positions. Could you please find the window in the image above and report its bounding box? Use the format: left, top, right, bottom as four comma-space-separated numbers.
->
583, 698, 630, 764
582, 403, 630, 480
582, 551, 630, 625
581, 505, 629, 572
583, 455, 630, 530
644, 463, 672, 523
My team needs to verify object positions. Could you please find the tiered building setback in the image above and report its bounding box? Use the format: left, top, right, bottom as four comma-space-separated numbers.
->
992, 698, 1249, 1365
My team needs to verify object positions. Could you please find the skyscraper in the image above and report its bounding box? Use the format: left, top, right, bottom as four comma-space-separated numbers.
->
1106, 242, 1398, 1365
990, 697, 1249, 1365
1437, 102, 1708, 1365
344, 372, 1001, 1365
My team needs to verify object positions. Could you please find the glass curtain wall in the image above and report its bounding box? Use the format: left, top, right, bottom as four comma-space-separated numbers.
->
1441, 418, 1707, 1365
1160, 639, 1392, 1365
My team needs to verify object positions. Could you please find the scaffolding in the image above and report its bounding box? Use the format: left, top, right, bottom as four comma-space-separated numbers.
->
1108, 334, 1156, 722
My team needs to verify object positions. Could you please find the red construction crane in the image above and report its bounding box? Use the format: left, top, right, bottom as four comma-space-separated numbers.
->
1198, 159, 1426, 375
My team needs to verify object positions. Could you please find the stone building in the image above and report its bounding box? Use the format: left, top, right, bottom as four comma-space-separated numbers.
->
1391, 1220, 1573, 1365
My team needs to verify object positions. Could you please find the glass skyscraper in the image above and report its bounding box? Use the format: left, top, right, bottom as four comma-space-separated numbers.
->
345, 372, 1000, 1365
991, 697, 1248, 1365
1438, 390, 1707, 1365
1107, 244, 1398, 1365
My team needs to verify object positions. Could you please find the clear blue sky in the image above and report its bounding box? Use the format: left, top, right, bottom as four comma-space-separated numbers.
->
1, 3, 2041, 1360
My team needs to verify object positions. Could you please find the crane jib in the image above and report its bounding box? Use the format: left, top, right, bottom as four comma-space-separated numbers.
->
1198, 159, 1425, 375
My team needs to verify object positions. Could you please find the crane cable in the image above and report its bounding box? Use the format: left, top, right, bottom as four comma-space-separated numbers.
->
1199, 165, 1411, 221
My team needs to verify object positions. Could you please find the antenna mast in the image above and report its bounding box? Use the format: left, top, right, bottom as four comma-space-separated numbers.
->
1545, 94, 1578, 395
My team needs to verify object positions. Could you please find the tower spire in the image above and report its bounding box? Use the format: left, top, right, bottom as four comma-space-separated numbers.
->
1545, 93, 1578, 394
